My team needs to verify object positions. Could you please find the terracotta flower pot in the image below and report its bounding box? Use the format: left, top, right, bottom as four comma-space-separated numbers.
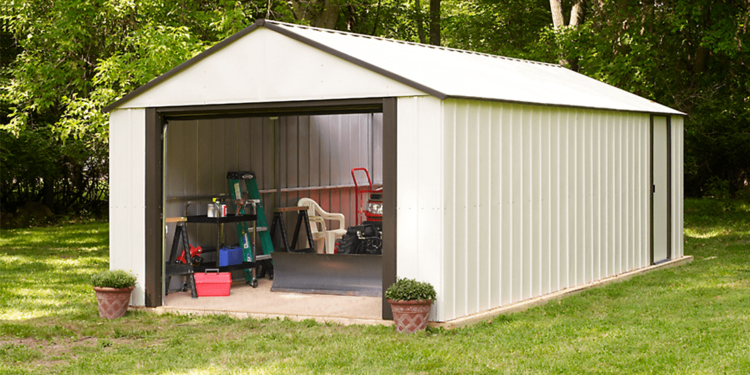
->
388, 299, 433, 333
93, 286, 134, 319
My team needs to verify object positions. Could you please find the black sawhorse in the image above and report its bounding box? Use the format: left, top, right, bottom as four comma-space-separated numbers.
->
270, 206, 316, 253
164, 219, 198, 298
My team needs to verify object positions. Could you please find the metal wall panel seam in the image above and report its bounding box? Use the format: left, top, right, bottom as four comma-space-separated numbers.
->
501, 104, 513, 306
580, 109, 587, 285
479, 102, 492, 311
636, 116, 642, 268
572, 108, 578, 284
617, 115, 624, 274
522, 105, 531, 301
462, 100, 470, 315
542, 107, 552, 295
437, 99, 446, 321
446, 99, 457, 320
533, 107, 542, 297
490, 103, 502, 308
514, 104, 524, 302
552, 108, 560, 293
595, 111, 602, 277
467, 101, 480, 313
561, 108, 569, 290
625, 115, 631, 272
586, 111, 596, 282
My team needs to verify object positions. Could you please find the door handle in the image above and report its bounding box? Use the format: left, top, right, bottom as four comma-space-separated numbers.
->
652, 185, 656, 193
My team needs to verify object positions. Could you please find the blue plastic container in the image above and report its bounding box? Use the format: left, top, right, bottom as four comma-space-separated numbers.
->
218, 246, 243, 267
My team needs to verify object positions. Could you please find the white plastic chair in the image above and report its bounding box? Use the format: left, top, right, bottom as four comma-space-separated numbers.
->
297, 198, 347, 254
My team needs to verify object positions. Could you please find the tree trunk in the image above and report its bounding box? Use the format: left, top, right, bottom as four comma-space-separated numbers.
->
429, 0, 441, 46
288, 0, 341, 29
549, 0, 564, 29
570, 0, 584, 27
414, 0, 426, 44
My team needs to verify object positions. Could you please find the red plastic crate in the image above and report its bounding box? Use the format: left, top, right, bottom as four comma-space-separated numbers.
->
194, 270, 231, 297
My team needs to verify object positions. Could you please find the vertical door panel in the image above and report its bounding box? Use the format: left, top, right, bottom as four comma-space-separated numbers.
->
652, 116, 669, 263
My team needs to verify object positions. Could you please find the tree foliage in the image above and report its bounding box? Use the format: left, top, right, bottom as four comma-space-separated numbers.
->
1, 0, 749, 221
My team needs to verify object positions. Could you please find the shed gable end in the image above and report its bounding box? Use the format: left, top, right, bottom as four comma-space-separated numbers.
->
116, 27, 425, 109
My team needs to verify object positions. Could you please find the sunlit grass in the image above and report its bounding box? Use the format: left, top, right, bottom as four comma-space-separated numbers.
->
1, 199, 750, 374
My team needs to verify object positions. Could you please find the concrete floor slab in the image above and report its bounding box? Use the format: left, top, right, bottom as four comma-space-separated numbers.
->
159, 278, 390, 326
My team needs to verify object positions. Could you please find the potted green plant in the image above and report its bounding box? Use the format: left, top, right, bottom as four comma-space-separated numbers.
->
385, 277, 436, 333
91, 269, 137, 319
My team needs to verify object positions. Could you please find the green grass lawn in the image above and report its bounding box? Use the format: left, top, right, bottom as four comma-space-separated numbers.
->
1, 199, 749, 374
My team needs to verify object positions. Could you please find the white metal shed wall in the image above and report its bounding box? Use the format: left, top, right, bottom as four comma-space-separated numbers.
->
671, 116, 685, 259
439, 99, 670, 322
396, 96, 445, 321
109, 108, 147, 306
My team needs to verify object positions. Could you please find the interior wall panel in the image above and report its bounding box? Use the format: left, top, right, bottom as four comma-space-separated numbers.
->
440, 100, 656, 322
164, 113, 382, 269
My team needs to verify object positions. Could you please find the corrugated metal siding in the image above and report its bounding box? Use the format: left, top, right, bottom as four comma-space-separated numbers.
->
396, 96, 444, 321
278, 114, 382, 231
164, 113, 382, 259
109, 108, 147, 306
440, 99, 653, 321
672, 116, 685, 258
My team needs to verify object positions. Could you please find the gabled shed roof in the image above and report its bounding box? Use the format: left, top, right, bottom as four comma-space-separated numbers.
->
105, 19, 682, 115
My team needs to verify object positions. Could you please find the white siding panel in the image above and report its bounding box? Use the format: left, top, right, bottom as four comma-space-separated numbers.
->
490, 105, 503, 307
439, 99, 654, 322
466, 103, 480, 312
109, 108, 147, 306
672, 116, 685, 258
396, 96, 444, 321
454, 101, 468, 317
512, 106, 524, 302
500, 105, 514, 306
541, 108, 551, 295
442, 102, 456, 320
478, 104, 492, 312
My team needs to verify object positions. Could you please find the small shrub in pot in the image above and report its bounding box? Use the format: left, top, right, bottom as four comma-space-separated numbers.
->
91, 269, 137, 319
385, 278, 436, 333
91, 269, 137, 289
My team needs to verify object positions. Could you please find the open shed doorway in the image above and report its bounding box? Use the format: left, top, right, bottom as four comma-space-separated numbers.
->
160, 106, 390, 321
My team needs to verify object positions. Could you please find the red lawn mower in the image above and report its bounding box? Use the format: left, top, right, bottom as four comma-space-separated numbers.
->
351, 167, 382, 225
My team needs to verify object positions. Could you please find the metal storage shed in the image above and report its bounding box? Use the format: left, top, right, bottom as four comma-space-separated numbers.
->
106, 19, 686, 323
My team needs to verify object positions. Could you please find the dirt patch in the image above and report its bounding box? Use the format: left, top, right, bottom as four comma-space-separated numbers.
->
0, 336, 164, 369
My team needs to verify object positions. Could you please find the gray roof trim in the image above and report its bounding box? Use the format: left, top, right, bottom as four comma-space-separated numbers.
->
103, 21, 263, 112
261, 21, 447, 99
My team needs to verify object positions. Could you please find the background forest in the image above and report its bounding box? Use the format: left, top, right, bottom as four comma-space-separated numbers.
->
1, 0, 749, 224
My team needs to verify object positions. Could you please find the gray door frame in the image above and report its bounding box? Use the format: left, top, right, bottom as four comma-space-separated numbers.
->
144, 98, 398, 320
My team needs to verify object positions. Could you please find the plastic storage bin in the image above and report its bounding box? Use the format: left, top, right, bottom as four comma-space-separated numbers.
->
194, 270, 231, 296
219, 246, 243, 267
